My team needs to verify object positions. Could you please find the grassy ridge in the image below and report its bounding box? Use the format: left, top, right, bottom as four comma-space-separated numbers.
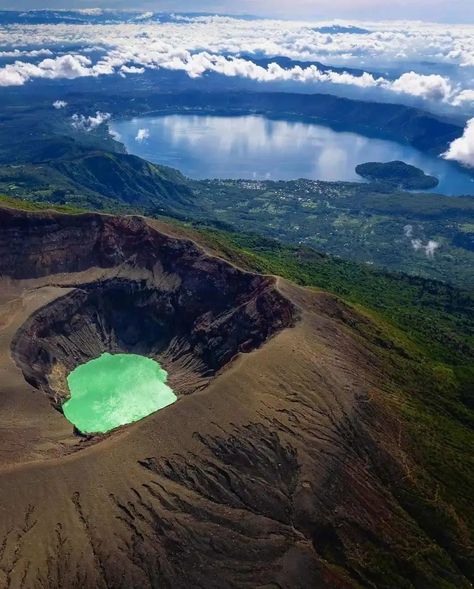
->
0, 194, 86, 214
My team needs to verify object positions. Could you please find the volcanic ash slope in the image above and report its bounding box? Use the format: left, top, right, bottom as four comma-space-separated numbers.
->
0, 207, 470, 589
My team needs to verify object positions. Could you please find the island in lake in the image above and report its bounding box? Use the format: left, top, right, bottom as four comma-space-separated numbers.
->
356, 160, 439, 190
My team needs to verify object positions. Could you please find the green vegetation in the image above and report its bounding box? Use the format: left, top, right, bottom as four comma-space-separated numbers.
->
356, 160, 439, 190
0, 194, 86, 214
4, 159, 474, 287
194, 178, 474, 287
0, 153, 193, 213
190, 226, 474, 364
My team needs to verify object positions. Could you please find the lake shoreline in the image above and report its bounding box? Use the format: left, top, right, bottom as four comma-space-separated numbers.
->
110, 113, 474, 197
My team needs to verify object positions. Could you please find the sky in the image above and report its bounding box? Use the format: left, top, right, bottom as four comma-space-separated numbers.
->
1, 1, 473, 23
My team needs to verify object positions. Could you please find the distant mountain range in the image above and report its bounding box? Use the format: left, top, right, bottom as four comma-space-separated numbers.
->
0, 10, 258, 25
312, 24, 371, 34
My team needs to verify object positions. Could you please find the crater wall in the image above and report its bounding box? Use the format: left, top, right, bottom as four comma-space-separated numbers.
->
2, 208, 295, 407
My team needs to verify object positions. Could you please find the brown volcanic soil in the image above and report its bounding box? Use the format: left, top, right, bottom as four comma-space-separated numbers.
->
0, 207, 470, 589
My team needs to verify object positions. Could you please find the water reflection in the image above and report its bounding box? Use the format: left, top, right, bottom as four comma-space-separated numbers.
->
111, 114, 474, 196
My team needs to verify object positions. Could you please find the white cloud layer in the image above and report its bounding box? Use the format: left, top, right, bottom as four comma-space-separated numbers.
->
0, 17, 472, 109
0, 54, 92, 86
443, 117, 474, 167
0, 48, 465, 106
452, 90, 474, 107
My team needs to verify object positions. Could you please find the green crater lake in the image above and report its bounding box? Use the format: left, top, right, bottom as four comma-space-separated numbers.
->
63, 353, 177, 434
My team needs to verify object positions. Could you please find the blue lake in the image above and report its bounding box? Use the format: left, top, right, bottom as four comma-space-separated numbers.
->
110, 114, 474, 196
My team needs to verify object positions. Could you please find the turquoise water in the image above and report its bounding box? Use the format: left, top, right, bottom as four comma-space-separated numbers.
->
63, 353, 177, 434
110, 114, 474, 196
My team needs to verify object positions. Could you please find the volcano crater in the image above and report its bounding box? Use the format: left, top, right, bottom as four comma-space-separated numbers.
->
4, 209, 295, 430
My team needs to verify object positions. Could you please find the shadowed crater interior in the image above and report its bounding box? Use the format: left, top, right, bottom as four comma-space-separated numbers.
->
5, 210, 295, 422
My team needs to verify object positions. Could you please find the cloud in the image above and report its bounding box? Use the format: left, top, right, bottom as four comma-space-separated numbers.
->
405, 225, 439, 258
390, 71, 454, 102
0, 54, 92, 86
71, 111, 111, 131
74, 8, 105, 15
443, 117, 474, 167
0, 48, 53, 58
52, 99, 67, 109
0, 66, 27, 86
403, 224, 413, 238
425, 240, 440, 257
135, 128, 150, 142
109, 128, 121, 141
0, 46, 459, 105
1, 16, 472, 70
133, 12, 154, 21
2, 1, 472, 22
0, 16, 471, 109
120, 64, 145, 74
40, 54, 92, 78
452, 89, 474, 107
411, 238, 440, 257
